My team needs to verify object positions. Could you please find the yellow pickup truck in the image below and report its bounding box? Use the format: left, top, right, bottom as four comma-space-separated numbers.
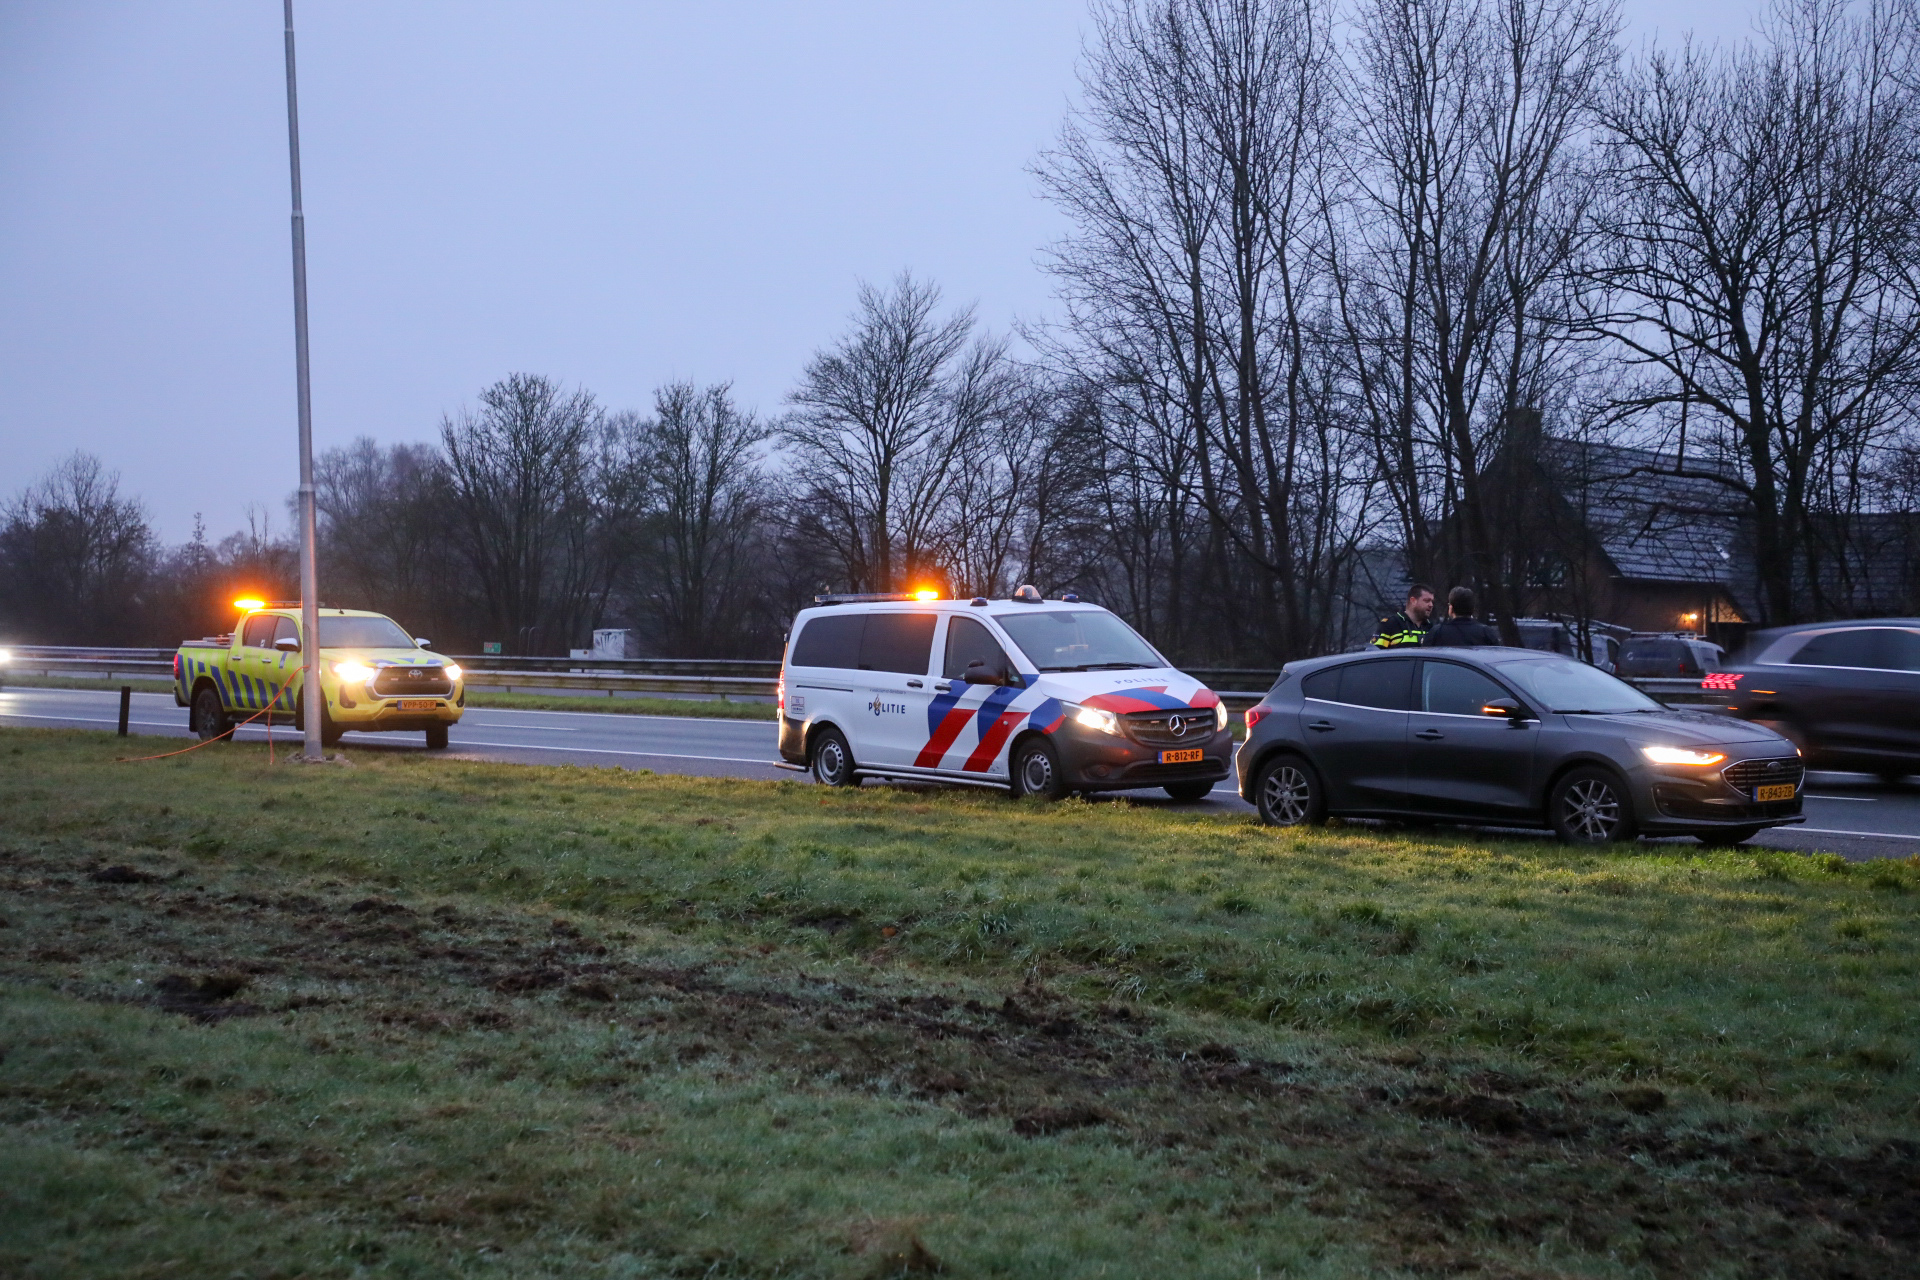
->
173, 603, 465, 748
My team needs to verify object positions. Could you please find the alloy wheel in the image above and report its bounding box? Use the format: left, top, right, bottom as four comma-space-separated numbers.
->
1561, 778, 1620, 841
1261, 764, 1312, 825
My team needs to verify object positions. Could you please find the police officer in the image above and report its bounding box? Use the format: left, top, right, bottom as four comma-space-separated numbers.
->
1424, 586, 1501, 647
1373, 583, 1435, 648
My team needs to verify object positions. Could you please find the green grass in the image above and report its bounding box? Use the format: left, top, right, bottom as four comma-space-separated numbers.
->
2, 726, 1917, 1277
462, 689, 776, 719
1, 674, 176, 694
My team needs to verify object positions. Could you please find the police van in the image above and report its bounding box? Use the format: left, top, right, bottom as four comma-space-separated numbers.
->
776, 587, 1230, 799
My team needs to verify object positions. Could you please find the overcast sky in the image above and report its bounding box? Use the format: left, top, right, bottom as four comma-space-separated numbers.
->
1, 0, 1759, 543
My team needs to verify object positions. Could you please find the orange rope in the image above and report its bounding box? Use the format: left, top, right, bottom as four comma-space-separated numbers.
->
116, 680, 294, 763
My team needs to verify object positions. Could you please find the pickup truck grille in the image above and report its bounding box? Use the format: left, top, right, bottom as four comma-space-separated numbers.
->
1723, 756, 1803, 794
1124, 708, 1215, 745
372, 666, 453, 698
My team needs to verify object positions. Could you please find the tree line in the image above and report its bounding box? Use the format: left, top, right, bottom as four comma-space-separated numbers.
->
4, 0, 1917, 661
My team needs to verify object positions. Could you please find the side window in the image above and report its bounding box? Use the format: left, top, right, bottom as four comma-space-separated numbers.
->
241, 615, 276, 649
1421, 662, 1509, 716
272, 616, 300, 648
788, 614, 865, 669
858, 613, 937, 675
944, 615, 1011, 681
1300, 667, 1340, 701
1882, 629, 1920, 672
1790, 628, 1880, 668
1342, 658, 1414, 710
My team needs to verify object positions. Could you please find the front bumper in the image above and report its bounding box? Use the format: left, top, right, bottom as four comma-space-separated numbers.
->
1054, 724, 1232, 791
331, 683, 464, 728
1639, 760, 1805, 832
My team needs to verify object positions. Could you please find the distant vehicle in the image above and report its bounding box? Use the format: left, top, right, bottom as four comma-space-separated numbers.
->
1236, 647, 1804, 845
0, 645, 10, 689
776, 588, 1229, 799
1714, 619, 1920, 783
1618, 633, 1725, 678
1512, 617, 1626, 671
174, 603, 464, 748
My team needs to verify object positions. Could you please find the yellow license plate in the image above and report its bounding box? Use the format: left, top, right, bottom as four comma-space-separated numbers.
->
1756, 783, 1795, 802
1159, 748, 1204, 764
396, 699, 439, 711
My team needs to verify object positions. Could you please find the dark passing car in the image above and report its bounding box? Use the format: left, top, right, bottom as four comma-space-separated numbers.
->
1237, 648, 1804, 844
1618, 634, 1724, 678
1714, 620, 1920, 783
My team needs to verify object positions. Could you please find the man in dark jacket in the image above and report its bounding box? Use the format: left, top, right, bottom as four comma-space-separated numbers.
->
1372, 583, 1435, 648
1424, 586, 1502, 647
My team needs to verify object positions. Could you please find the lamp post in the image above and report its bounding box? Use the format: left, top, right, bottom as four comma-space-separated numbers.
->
282, 0, 323, 760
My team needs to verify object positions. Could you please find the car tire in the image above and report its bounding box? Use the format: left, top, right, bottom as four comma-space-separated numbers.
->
425, 724, 449, 750
190, 685, 231, 742
1549, 767, 1638, 844
810, 726, 857, 787
1697, 825, 1764, 847
1163, 780, 1213, 803
1254, 755, 1325, 827
1009, 737, 1069, 801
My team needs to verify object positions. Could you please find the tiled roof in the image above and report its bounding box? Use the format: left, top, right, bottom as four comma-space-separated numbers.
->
1539, 439, 1746, 585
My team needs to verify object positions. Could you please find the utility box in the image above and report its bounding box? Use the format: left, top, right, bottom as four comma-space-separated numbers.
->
591, 628, 638, 660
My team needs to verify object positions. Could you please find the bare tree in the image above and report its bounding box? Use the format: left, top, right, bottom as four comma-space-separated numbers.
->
615, 381, 773, 655
783, 274, 1010, 593
440, 373, 615, 653
1331, 0, 1620, 640
0, 452, 155, 644
1584, 0, 1920, 622
314, 438, 459, 639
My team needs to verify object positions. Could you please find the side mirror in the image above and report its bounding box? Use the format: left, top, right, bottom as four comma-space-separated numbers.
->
964, 659, 1008, 686
415, 637, 433, 649
274, 636, 301, 652
1480, 697, 1528, 723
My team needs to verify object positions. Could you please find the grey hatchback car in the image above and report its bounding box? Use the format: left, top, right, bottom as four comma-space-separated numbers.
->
1236, 648, 1805, 844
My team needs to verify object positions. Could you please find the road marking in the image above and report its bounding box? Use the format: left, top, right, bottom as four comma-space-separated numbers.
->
1784, 827, 1920, 841
447, 738, 776, 766
1805, 794, 1877, 801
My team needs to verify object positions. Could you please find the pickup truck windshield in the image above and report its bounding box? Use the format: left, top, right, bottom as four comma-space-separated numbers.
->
994, 610, 1165, 672
318, 616, 416, 650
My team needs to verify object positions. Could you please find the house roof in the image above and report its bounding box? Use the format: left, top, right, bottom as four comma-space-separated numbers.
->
1538, 438, 1746, 585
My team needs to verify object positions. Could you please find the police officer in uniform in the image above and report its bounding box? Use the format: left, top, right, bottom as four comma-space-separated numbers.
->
1372, 583, 1435, 648
1424, 586, 1502, 647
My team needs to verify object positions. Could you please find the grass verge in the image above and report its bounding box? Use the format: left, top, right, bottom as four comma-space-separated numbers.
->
1, 674, 176, 695
2, 726, 1916, 1277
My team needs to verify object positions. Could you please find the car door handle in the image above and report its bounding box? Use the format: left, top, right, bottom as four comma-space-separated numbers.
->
1308, 720, 1334, 732
907, 679, 923, 689
934, 682, 952, 693
1415, 729, 1444, 740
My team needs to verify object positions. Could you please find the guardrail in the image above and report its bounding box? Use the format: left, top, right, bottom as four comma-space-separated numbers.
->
0, 646, 1727, 710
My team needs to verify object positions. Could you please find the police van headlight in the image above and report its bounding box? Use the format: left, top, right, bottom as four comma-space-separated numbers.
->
1065, 702, 1120, 735
1213, 703, 1228, 733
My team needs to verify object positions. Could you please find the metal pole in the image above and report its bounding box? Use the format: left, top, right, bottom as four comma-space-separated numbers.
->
117, 686, 131, 737
284, 0, 323, 761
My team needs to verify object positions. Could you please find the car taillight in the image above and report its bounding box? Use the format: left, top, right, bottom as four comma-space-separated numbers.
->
776, 675, 785, 717
1244, 704, 1271, 730
1701, 672, 1741, 691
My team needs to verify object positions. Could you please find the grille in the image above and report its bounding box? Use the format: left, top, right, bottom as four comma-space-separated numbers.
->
1124, 708, 1215, 746
372, 665, 453, 698
1722, 756, 1804, 794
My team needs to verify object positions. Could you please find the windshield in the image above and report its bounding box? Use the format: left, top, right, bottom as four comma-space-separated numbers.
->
318, 615, 417, 650
1495, 657, 1663, 714
993, 609, 1166, 672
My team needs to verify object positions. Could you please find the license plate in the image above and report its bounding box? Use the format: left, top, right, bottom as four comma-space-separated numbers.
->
1755, 783, 1795, 802
397, 699, 439, 711
1159, 748, 1204, 764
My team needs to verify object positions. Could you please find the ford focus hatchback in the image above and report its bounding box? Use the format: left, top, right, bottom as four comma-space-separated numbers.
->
776, 589, 1229, 799
1235, 647, 1804, 844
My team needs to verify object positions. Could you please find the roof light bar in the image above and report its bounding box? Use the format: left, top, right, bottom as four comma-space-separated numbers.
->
813, 592, 934, 605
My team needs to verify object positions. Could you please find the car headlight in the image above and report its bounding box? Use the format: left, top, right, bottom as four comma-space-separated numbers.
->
441, 663, 462, 681
1067, 702, 1120, 735
1213, 702, 1228, 732
1641, 745, 1727, 766
0, 647, 11, 664
333, 660, 374, 683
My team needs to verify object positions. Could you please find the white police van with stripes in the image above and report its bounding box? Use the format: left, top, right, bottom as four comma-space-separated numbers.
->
775, 587, 1229, 799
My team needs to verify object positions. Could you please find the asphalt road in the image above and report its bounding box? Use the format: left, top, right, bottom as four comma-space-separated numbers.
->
6, 684, 1918, 861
